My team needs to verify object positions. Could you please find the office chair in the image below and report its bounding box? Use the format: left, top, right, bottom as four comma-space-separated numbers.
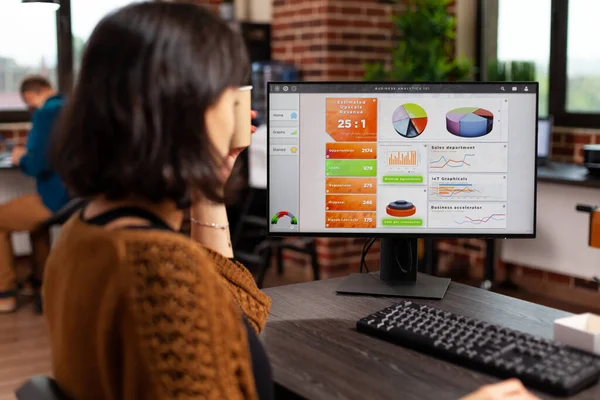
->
15, 376, 70, 400
232, 188, 320, 288
27, 198, 87, 313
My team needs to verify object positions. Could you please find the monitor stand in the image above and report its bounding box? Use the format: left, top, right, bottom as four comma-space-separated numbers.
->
336, 238, 451, 299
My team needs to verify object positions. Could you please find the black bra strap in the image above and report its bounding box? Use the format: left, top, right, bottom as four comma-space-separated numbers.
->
82, 206, 174, 232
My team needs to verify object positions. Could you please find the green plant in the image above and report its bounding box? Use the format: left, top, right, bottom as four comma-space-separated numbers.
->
509, 61, 536, 81
486, 60, 536, 81
364, 0, 474, 82
487, 60, 508, 81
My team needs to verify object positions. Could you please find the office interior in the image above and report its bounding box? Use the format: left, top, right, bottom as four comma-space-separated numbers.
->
0, 0, 599, 399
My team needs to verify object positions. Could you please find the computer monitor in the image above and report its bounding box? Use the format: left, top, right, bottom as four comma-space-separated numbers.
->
537, 116, 553, 162
267, 82, 538, 299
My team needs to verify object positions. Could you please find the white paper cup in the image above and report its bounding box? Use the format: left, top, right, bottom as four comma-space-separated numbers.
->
231, 85, 253, 148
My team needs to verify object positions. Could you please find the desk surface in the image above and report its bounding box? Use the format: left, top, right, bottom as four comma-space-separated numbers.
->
262, 276, 600, 400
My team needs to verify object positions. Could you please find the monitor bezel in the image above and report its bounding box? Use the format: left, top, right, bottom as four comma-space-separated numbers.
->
266, 81, 538, 239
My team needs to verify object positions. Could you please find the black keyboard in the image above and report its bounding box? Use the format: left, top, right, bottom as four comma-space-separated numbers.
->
357, 301, 600, 397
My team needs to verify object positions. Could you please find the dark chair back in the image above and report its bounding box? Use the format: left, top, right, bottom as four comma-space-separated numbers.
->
28, 197, 88, 314
39, 198, 88, 230
15, 376, 70, 400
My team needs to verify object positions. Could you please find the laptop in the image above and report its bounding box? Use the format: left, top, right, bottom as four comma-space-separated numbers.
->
537, 116, 553, 166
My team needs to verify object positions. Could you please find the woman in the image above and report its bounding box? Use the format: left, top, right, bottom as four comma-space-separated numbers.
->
43, 2, 539, 400
44, 3, 271, 399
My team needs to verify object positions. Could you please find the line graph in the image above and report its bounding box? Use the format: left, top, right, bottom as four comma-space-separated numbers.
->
455, 214, 506, 225
429, 174, 507, 201
428, 143, 507, 173
429, 183, 480, 198
429, 203, 507, 229
430, 154, 474, 169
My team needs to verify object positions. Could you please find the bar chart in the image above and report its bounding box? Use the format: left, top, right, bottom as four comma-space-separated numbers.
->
387, 150, 418, 167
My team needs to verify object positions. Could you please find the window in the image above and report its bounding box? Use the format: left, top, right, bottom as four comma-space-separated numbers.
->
565, 1, 600, 114
483, 0, 551, 118
497, 0, 551, 117
0, 0, 135, 122
483, 0, 600, 128
70, 0, 135, 75
0, 0, 58, 112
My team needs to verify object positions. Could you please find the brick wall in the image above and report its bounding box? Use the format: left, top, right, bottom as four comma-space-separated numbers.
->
552, 127, 600, 164
272, 0, 398, 81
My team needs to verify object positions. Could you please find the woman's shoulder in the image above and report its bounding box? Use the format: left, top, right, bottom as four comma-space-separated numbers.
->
117, 228, 218, 271
60, 216, 220, 278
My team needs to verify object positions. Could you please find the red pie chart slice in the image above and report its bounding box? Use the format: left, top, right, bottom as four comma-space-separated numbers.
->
474, 108, 494, 119
411, 117, 428, 134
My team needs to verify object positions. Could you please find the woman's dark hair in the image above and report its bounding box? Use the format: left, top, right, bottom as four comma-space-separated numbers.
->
52, 1, 250, 207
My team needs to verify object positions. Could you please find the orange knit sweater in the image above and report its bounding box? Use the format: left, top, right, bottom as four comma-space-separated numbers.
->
43, 215, 272, 400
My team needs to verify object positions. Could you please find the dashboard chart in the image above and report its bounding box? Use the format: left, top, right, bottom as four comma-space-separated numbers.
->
429, 174, 507, 202
392, 103, 428, 138
429, 203, 507, 229
446, 107, 494, 138
429, 143, 508, 173
379, 144, 427, 184
388, 150, 418, 167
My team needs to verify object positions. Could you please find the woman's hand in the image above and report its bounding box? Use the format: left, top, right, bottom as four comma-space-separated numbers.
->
223, 110, 258, 177
460, 380, 540, 400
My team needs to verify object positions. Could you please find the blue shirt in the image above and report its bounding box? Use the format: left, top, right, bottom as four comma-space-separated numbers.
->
19, 94, 70, 213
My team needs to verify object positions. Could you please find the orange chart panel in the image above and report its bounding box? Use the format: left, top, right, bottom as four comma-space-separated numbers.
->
326, 98, 378, 142
325, 177, 377, 194
326, 142, 377, 159
326, 194, 376, 211
326, 212, 376, 228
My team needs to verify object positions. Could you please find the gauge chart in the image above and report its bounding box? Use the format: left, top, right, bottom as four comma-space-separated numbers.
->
392, 103, 428, 138
429, 174, 507, 201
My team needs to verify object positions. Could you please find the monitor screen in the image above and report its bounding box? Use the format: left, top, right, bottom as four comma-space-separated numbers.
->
537, 118, 552, 159
267, 83, 538, 237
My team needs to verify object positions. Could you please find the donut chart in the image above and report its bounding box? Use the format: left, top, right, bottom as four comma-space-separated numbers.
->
271, 211, 298, 225
446, 107, 494, 138
392, 103, 428, 138
385, 200, 416, 217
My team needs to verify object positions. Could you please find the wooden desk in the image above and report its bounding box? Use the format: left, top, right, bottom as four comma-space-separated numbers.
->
262, 276, 600, 400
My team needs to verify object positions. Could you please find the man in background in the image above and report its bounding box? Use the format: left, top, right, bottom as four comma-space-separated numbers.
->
0, 76, 69, 313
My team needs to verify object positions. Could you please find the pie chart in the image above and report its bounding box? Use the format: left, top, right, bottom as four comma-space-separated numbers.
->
446, 107, 494, 138
392, 103, 428, 138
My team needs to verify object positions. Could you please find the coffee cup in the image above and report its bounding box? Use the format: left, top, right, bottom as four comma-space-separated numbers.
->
231, 85, 253, 148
